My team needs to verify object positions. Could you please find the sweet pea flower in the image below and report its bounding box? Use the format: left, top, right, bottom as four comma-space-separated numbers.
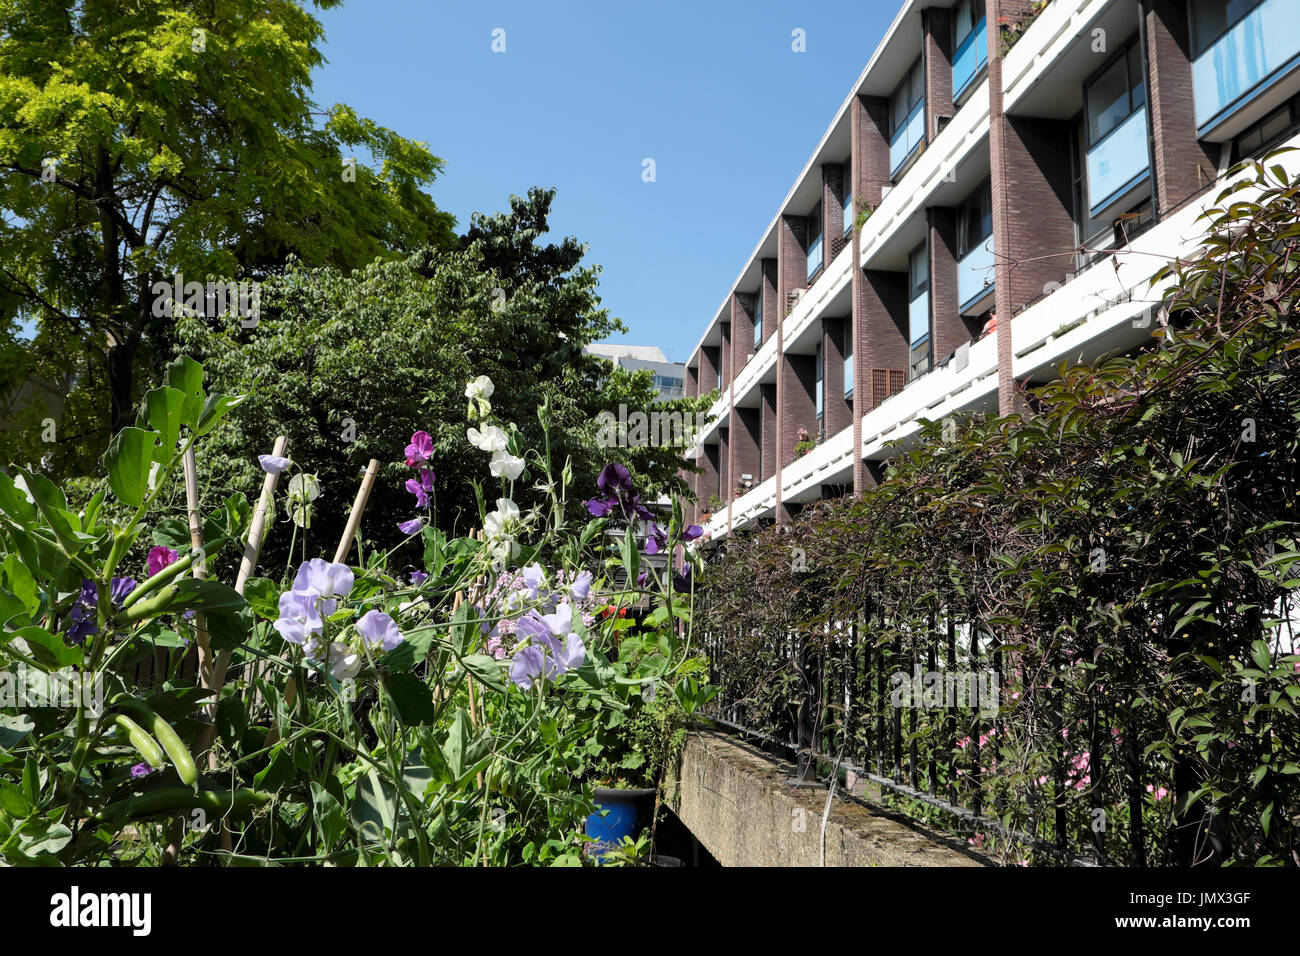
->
258, 454, 292, 475
287, 473, 321, 528
398, 517, 425, 535
404, 431, 434, 468
510, 645, 546, 690
465, 375, 495, 419
552, 633, 586, 673
357, 610, 404, 651
570, 570, 593, 601
317, 641, 362, 681
147, 545, 179, 577
292, 558, 355, 612
682, 525, 703, 542
410, 570, 428, 586
274, 590, 325, 645
109, 576, 137, 606
484, 497, 520, 538
489, 449, 525, 480
130, 762, 158, 779
467, 424, 508, 453
521, 564, 546, 601
405, 469, 436, 508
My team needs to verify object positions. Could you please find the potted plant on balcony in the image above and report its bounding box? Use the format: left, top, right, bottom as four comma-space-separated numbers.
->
794, 426, 817, 457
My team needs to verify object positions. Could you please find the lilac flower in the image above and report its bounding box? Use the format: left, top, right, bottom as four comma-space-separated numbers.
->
570, 570, 593, 601
357, 610, 404, 651
398, 516, 425, 535
258, 454, 292, 475
540, 602, 573, 640
110, 576, 137, 606
409, 570, 428, 586
274, 590, 325, 645
147, 545, 179, 577
520, 563, 545, 601
292, 558, 355, 612
405, 468, 436, 508
130, 762, 158, 779
510, 645, 546, 690
553, 633, 586, 673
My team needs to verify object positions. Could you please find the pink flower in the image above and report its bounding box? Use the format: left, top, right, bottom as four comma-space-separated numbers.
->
147, 545, 179, 577
1146, 784, 1170, 801
405, 468, 436, 508
405, 430, 434, 468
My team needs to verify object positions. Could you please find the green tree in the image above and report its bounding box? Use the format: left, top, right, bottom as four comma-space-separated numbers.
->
0, 0, 455, 469
179, 188, 711, 565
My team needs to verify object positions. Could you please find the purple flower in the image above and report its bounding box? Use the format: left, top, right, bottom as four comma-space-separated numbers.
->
147, 545, 179, 577
410, 570, 428, 586
682, 525, 703, 542
274, 590, 325, 645
130, 762, 158, 779
404, 430, 434, 468
597, 463, 631, 494
357, 610, 404, 651
398, 517, 425, 535
636, 570, 649, 589
405, 468, 436, 508
110, 576, 137, 606
570, 570, 593, 601
644, 523, 668, 555
258, 454, 291, 475
671, 565, 693, 594
521, 563, 545, 601
64, 580, 100, 645
585, 496, 613, 518
510, 645, 546, 690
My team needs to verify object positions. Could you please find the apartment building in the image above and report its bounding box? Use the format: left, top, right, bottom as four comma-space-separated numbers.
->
688, 0, 1300, 535
585, 344, 687, 400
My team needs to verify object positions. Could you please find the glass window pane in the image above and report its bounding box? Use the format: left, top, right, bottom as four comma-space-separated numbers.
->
1127, 42, 1146, 109
1087, 56, 1132, 144
909, 244, 928, 297
910, 59, 925, 107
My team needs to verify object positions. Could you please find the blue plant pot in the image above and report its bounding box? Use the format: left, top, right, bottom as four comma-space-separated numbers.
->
586, 787, 656, 860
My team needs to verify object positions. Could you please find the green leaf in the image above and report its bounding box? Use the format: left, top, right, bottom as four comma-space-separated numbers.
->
442, 708, 470, 780
167, 578, 247, 615
10, 626, 82, 670
461, 654, 507, 694
382, 672, 436, 726
0, 781, 32, 817
2, 556, 39, 617
196, 392, 249, 436
242, 577, 279, 621
136, 386, 187, 464
164, 356, 205, 427
254, 748, 296, 792
103, 427, 156, 507
382, 626, 437, 672
206, 607, 253, 651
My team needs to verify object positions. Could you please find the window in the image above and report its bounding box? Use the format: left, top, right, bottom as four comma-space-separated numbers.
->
1085, 40, 1145, 147
843, 335, 854, 398
1231, 97, 1299, 163
754, 286, 763, 346
815, 342, 824, 433
1190, 0, 1264, 58
842, 188, 853, 236
952, 0, 988, 98
890, 58, 925, 141
957, 180, 993, 258
806, 202, 824, 280
908, 242, 929, 346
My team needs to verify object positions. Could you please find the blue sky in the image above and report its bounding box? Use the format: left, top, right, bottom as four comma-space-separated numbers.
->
311, 0, 895, 365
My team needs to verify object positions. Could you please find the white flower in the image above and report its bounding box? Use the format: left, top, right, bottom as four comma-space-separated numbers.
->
489, 449, 525, 480
465, 375, 495, 401
466, 375, 495, 420
287, 473, 322, 528
323, 642, 362, 680
467, 425, 508, 453
483, 497, 520, 539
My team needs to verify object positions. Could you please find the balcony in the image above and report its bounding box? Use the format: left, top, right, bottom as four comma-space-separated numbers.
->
889, 99, 926, 176
1085, 105, 1149, 218
958, 238, 996, 312
1193, 0, 1300, 134
953, 19, 988, 101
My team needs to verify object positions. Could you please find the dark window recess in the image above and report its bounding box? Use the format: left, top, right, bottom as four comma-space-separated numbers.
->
1085, 38, 1145, 148
1231, 96, 1300, 164
1189, 0, 1265, 59
957, 179, 994, 258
